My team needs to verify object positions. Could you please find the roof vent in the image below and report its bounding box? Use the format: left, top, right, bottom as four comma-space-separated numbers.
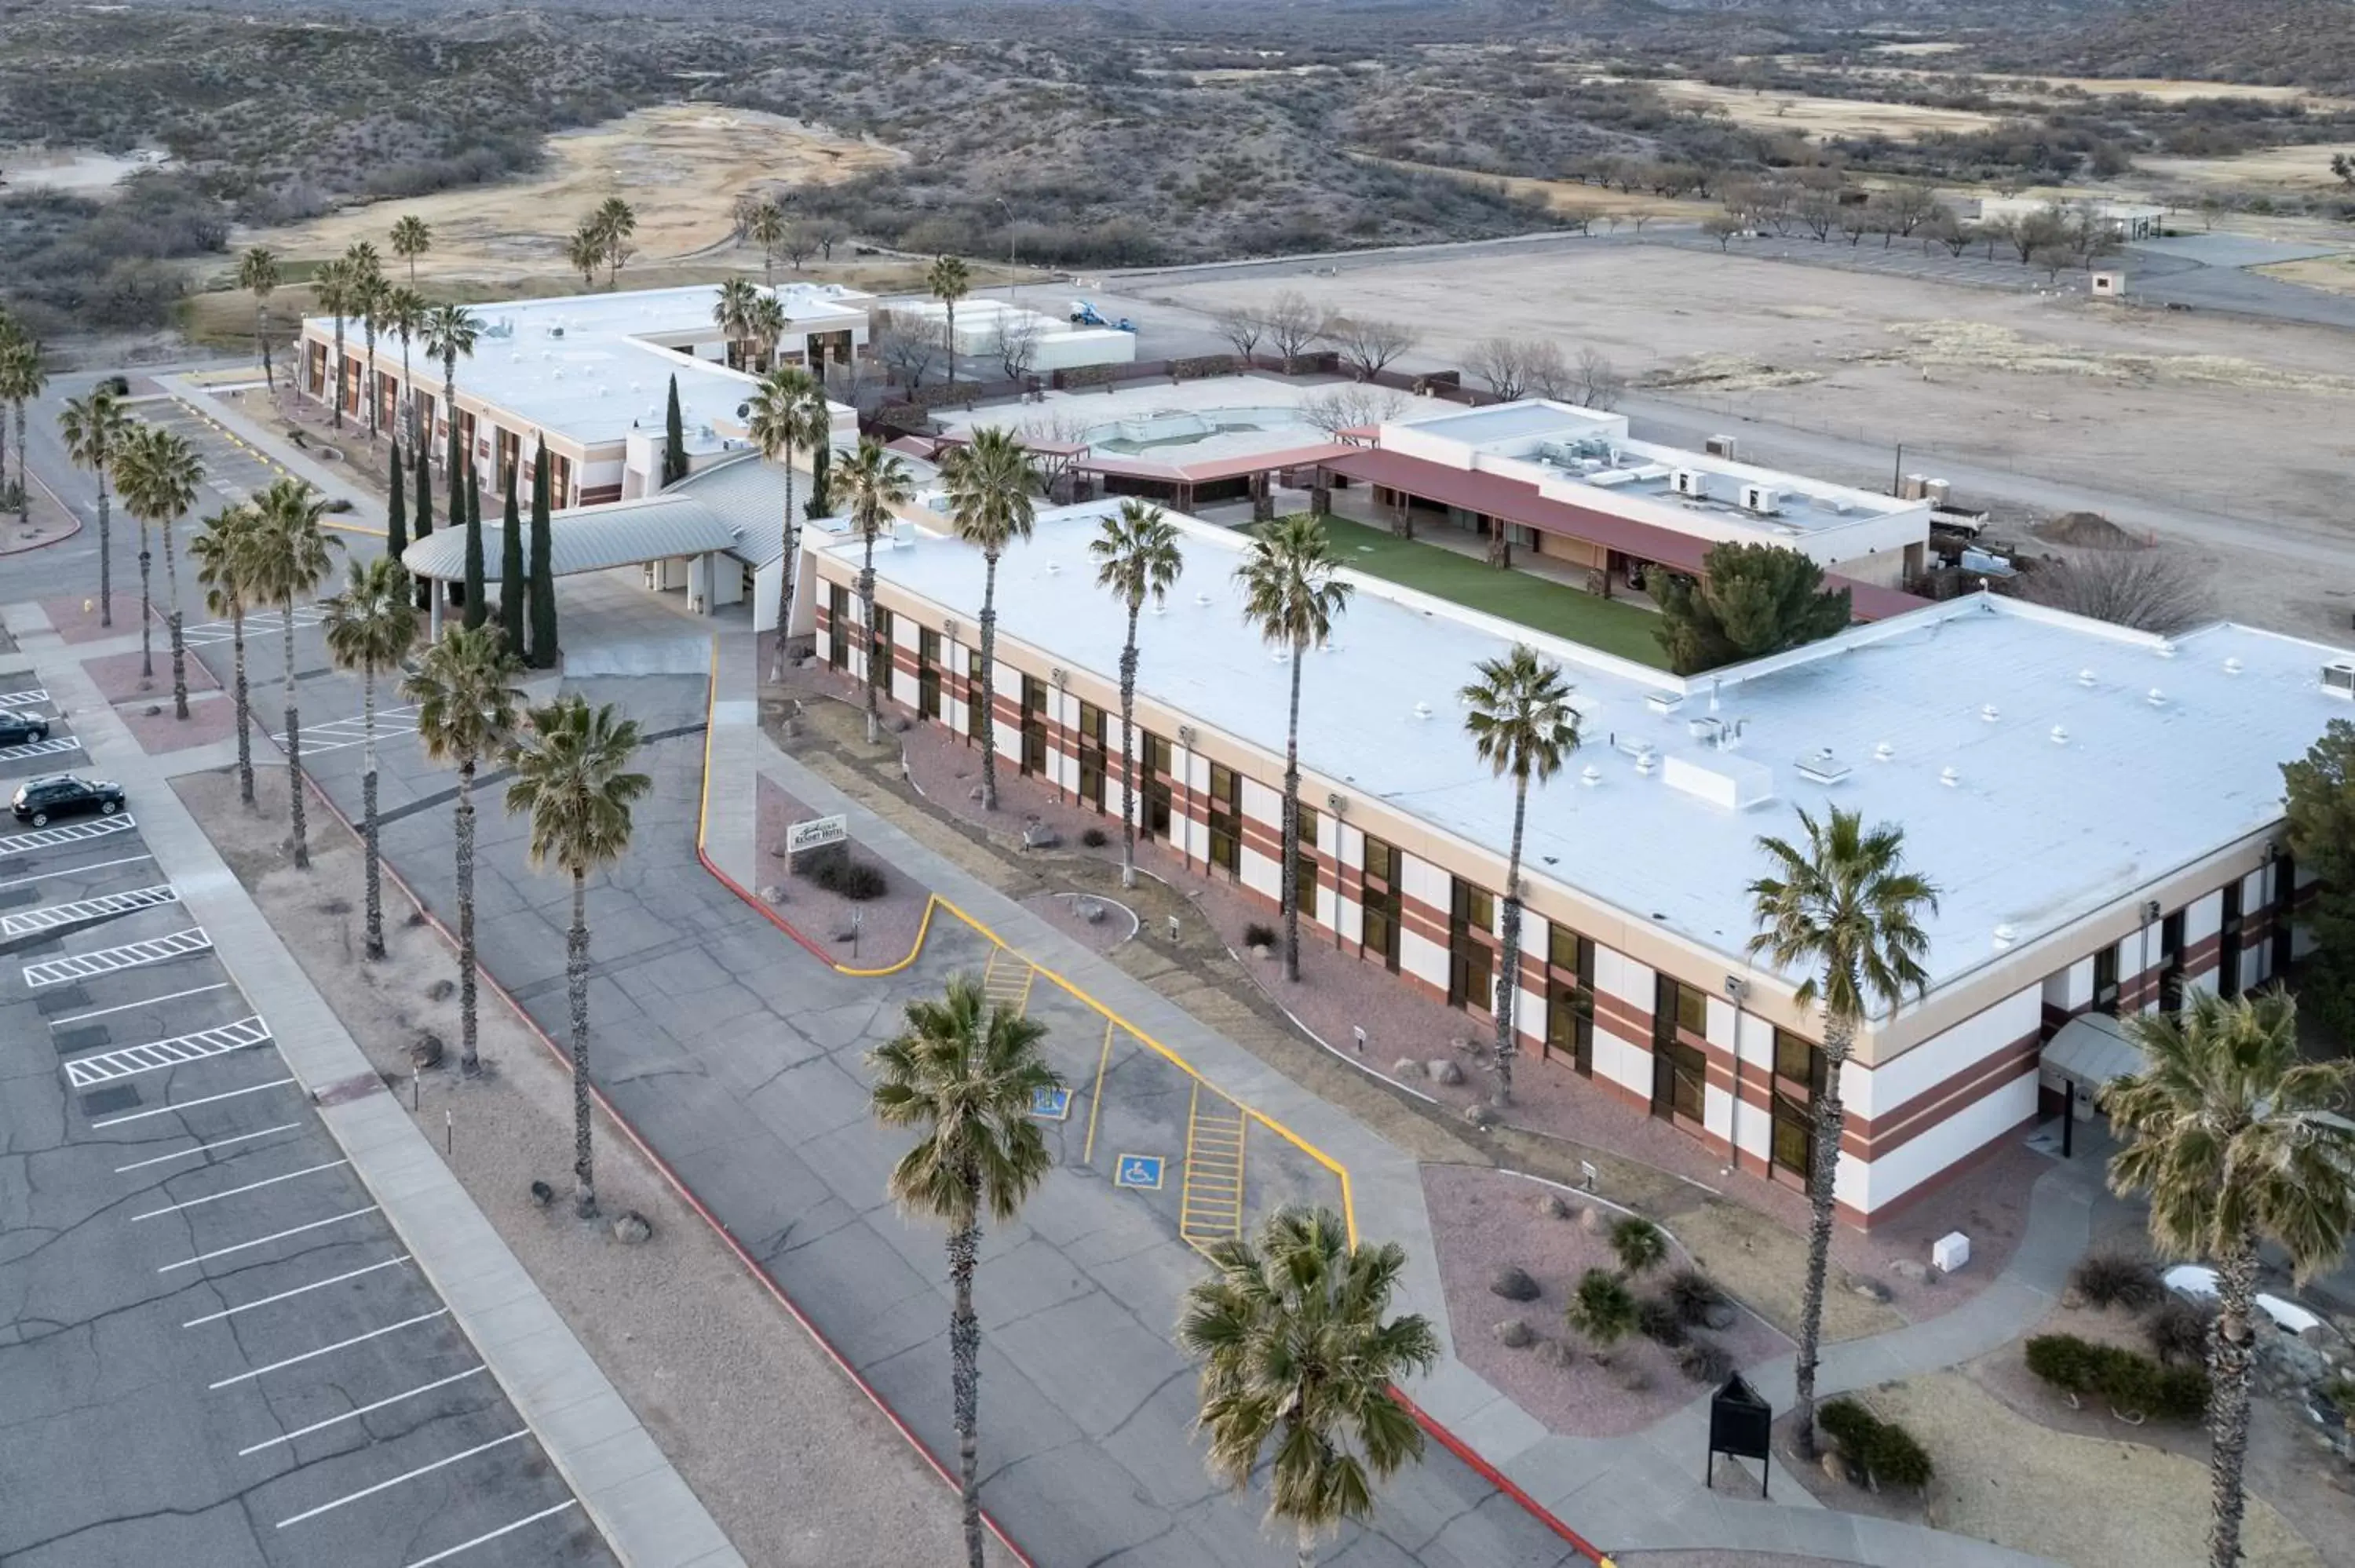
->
1939, 765, 1960, 788
2223, 657, 2244, 676
2050, 725, 2068, 745
1980, 703, 2000, 723
1411, 702, 1434, 720
1044, 562, 1061, 575
1794, 748, 1850, 786
1195, 592, 1212, 607
1872, 741, 1894, 762
2147, 687, 2167, 708
2325, 662, 2355, 699
1270, 647, 1289, 663
1634, 750, 1656, 776
2156, 639, 2178, 658
1992, 924, 2016, 951
2077, 668, 2097, 687
1580, 764, 1602, 788
1645, 690, 1684, 715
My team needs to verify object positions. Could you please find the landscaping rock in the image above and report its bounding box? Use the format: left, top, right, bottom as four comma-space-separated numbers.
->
611, 1210, 653, 1245
1847, 1273, 1893, 1304
1494, 1318, 1533, 1349
425, 978, 455, 1002
1428, 1059, 1465, 1086
1579, 1205, 1607, 1234
2258, 1329, 2331, 1394
2061, 1285, 2087, 1311
969, 786, 985, 801
1703, 1302, 1738, 1332
1535, 1338, 1579, 1370
1614, 1363, 1652, 1393
1489, 1266, 1541, 1303
1891, 1258, 1936, 1285
761, 884, 787, 905
1020, 822, 1061, 851
1393, 1057, 1422, 1079
1462, 1103, 1497, 1130
407, 1030, 444, 1070
1539, 1192, 1573, 1220
528, 1180, 556, 1208
1821, 1449, 1855, 1486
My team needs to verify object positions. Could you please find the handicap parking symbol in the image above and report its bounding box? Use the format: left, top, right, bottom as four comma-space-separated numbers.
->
1028, 1086, 1072, 1121
1115, 1154, 1165, 1191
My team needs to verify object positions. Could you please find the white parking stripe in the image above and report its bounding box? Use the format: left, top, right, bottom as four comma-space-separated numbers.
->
0, 687, 50, 706
93, 1076, 296, 1129
275, 1430, 528, 1529
5, 883, 179, 935
159, 1205, 378, 1273
0, 852, 152, 892
51, 982, 229, 1026
237, 1365, 484, 1455
184, 1256, 411, 1328
131, 1159, 349, 1221
0, 735, 79, 763
115, 1123, 301, 1172
0, 813, 137, 855
207, 1307, 445, 1387
401, 1500, 579, 1567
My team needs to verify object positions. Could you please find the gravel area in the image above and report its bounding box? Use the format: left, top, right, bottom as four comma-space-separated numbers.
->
754, 770, 933, 968
178, 763, 987, 1567
82, 643, 220, 703
1422, 1164, 1791, 1438
1020, 888, 1141, 954
115, 689, 240, 753
39, 592, 145, 644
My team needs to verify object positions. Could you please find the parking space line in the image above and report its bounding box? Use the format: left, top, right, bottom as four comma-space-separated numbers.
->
0, 813, 137, 855
64, 1015, 273, 1088
131, 1158, 349, 1221
25, 924, 213, 988
0, 735, 79, 763
274, 1429, 528, 1529
116, 1122, 301, 1172
237, 1365, 485, 1456
1081, 1020, 1115, 1167
161, 1205, 379, 1273
206, 1306, 444, 1385
93, 1076, 297, 1128
0, 851, 155, 892
184, 1255, 410, 1328
0, 686, 49, 706
53, 981, 229, 1026
4, 882, 179, 935
401, 1500, 579, 1567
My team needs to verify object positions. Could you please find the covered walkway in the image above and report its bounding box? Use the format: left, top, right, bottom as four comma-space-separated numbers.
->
400, 492, 744, 636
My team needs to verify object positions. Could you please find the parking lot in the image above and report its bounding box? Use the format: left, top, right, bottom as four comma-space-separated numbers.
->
0, 727, 611, 1568
130, 397, 301, 514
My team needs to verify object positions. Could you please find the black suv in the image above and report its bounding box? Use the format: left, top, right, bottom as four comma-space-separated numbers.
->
0, 710, 52, 746
10, 775, 125, 826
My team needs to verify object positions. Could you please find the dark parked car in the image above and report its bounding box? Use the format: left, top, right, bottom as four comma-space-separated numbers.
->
0, 710, 50, 746
11, 775, 124, 826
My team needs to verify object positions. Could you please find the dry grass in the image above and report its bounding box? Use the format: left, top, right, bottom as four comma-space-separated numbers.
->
1351, 155, 1718, 221
2137, 144, 2355, 191
2256, 254, 2355, 294
1619, 77, 2002, 140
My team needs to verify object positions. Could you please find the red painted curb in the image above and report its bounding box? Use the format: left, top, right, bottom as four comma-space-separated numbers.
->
1389, 1388, 1612, 1564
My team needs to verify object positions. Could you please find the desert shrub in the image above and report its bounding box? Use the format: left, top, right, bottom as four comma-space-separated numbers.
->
2025, 1333, 2099, 1393
1664, 1267, 1726, 1327
2145, 1297, 2214, 1366
1567, 1267, 1638, 1348
1242, 921, 1278, 950
2072, 1251, 2163, 1311
1609, 1216, 1668, 1277
1634, 1295, 1688, 1347
1819, 1398, 1933, 1491
2025, 1333, 2210, 1422
1079, 826, 1108, 848
793, 841, 889, 901
1676, 1340, 1735, 1384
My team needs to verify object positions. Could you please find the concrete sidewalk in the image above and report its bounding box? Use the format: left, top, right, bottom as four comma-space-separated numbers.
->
6, 598, 743, 1568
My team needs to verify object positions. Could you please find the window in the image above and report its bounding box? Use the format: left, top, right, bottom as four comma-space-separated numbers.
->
2091, 945, 2120, 1016
918, 629, 943, 721
1448, 877, 1496, 1013
966, 651, 987, 739
1361, 834, 1402, 973
1077, 701, 1108, 812
1141, 731, 1173, 842
1545, 925, 1594, 1076
871, 606, 893, 691
1773, 1028, 1824, 1091
2160, 909, 2186, 1014
827, 585, 851, 671
1769, 1029, 1826, 1183
1294, 804, 1319, 922
1451, 879, 1496, 936
1207, 764, 1241, 877
1651, 976, 1706, 1123
1019, 676, 1049, 778
2219, 881, 2244, 1001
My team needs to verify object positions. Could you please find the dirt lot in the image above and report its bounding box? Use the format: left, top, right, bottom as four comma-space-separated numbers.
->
1626, 77, 2002, 140
2138, 145, 2355, 193
242, 105, 902, 285
2260, 255, 2355, 295
1351, 155, 1717, 222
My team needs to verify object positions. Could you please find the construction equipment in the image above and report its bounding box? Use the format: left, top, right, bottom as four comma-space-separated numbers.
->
1068, 300, 1139, 333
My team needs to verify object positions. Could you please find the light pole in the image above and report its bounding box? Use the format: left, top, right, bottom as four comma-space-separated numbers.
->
995, 198, 1017, 306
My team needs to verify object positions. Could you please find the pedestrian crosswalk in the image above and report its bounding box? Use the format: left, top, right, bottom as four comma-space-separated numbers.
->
980, 946, 1035, 1016
63, 1015, 272, 1088
1178, 1081, 1247, 1253
2, 883, 178, 936
24, 926, 212, 988
181, 607, 327, 649
271, 705, 418, 755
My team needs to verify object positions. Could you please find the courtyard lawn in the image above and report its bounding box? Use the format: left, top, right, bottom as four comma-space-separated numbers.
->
1273, 515, 1673, 669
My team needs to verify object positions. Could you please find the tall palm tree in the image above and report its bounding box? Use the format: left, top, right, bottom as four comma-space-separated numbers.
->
314, 258, 352, 430
113, 425, 206, 716
835, 437, 914, 745
927, 254, 971, 386
594, 196, 636, 286
1236, 516, 1354, 984
59, 386, 129, 627
746, 366, 832, 680
940, 428, 1036, 808
565, 223, 604, 291
422, 303, 480, 468
380, 285, 429, 453
1176, 1206, 1439, 1568
867, 973, 1063, 1568
712, 277, 759, 370
2104, 990, 2355, 1568
323, 557, 418, 961
1461, 645, 1580, 1107
747, 293, 789, 375
243, 479, 345, 870
1746, 806, 1939, 1457
189, 505, 259, 806
1088, 501, 1182, 890
237, 246, 279, 392
0, 332, 46, 531
389, 213, 433, 285
505, 695, 649, 1217
747, 199, 786, 286
401, 623, 523, 1077
352, 267, 389, 443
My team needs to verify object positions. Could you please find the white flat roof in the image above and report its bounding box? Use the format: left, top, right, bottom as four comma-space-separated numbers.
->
308, 283, 867, 451
834, 503, 2350, 998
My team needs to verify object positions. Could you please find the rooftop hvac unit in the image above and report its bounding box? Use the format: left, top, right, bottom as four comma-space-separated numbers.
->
1794, 749, 1851, 786
1925, 479, 1952, 506
1704, 434, 1737, 459
549, 325, 565, 339
1645, 691, 1684, 715
2324, 662, 2355, 699
1740, 483, 1781, 516
1899, 473, 1929, 501
1670, 469, 1705, 498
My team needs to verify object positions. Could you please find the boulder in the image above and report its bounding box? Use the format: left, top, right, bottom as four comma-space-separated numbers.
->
1703, 1302, 1738, 1333
1493, 1318, 1534, 1349
1489, 1266, 1540, 1303
611, 1210, 654, 1245
761, 884, 787, 906
528, 1180, 555, 1208
407, 1030, 445, 1070
1427, 1059, 1465, 1087
425, 978, 455, 1002
1821, 1449, 1855, 1486
1614, 1363, 1652, 1394
1579, 1205, 1607, 1234
1021, 822, 1062, 851
1847, 1273, 1893, 1304
1535, 1338, 1579, 1370
1539, 1192, 1573, 1220
1393, 1057, 1422, 1080
1462, 1103, 1498, 1131
1890, 1258, 1936, 1285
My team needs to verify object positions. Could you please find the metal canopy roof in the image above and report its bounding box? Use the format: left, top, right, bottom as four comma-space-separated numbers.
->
400, 495, 740, 583
2042, 1012, 2143, 1086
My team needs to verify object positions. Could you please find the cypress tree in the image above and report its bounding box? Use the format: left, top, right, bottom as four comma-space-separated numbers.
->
808, 442, 833, 519
385, 440, 407, 562
498, 461, 525, 655
411, 439, 434, 609
445, 422, 465, 612
662, 374, 688, 487
528, 443, 557, 668
462, 460, 486, 630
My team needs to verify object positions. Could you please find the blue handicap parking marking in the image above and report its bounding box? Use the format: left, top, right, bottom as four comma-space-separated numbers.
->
1029, 1085, 1072, 1121
1115, 1154, 1165, 1191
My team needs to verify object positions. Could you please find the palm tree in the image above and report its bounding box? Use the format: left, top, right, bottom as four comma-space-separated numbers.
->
0, 333, 43, 531
565, 223, 604, 290
745, 366, 832, 680
711, 277, 758, 370
323, 558, 418, 961
747, 293, 788, 375
1746, 806, 1939, 1458
422, 303, 480, 467
1235, 516, 1354, 984
189, 505, 259, 806
505, 695, 649, 1217
940, 428, 1036, 808
401, 624, 523, 1078
834, 437, 914, 745
352, 267, 389, 443
747, 199, 786, 286
243, 479, 345, 870
237, 246, 279, 392
866, 973, 1063, 1568
1461, 645, 1580, 1106
314, 257, 352, 430
380, 285, 429, 452
114, 425, 206, 717
1088, 501, 1182, 890
2104, 990, 2355, 1568
59, 386, 129, 627
593, 197, 636, 286
389, 214, 433, 285
1176, 1207, 1439, 1568
927, 254, 972, 386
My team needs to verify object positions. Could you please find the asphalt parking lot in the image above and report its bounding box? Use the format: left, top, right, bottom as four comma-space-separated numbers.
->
130, 396, 301, 514
0, 731, 612, 1568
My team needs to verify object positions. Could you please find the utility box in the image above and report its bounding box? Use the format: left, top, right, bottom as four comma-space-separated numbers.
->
1933, 1231, 1972, 1273
2090, 270, 2127, 298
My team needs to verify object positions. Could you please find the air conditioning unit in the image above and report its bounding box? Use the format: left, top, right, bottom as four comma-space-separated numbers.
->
2324, 662, 2355, 699
1740, 483, 1781, 516
1670, 469, 1704, 498
1704, 434, 1737, 459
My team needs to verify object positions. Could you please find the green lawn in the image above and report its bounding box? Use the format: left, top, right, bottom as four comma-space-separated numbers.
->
1265, 515, 1672, 669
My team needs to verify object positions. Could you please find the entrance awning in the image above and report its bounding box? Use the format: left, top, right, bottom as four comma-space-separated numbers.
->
400, 494, 739, 584
2043, 1012, 2142, 1087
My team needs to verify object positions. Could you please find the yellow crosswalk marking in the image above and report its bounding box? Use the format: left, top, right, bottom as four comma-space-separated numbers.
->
980, 946, 1035, 1016
1178, 1080, 1247, 1253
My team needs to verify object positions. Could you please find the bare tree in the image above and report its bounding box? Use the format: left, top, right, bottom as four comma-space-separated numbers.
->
1017, 411, 1093, 503
1522, 341, 1574, 401
1797, 188, 1841, 242
1573, 348, 1626, 410
1466, 337, 1532, 401
780, 221, 815, 272
871, 308, 940, 390
1875, 184, 1939, 237
1300, 386, 1407, 439
1261, 290, 1327, 371
1210, 306, 1267, 362
992, 314, 1042, 381
812, 220, 850, 262
1703, 213, 1743, 251
2030, 243, 2075, 284
2017, 549, 2211, 633
1324, 315, 1417, 381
